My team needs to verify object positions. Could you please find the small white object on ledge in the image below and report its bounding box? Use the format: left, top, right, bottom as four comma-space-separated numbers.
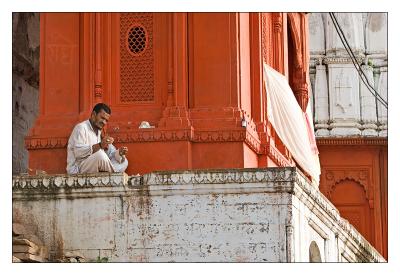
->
138, 121, 155, 129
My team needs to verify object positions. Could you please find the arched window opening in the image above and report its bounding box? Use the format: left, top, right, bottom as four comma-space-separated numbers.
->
309, 241, 322, 262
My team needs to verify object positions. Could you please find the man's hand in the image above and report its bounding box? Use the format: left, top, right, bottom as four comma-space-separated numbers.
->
100, 135, 114, 149
119, 146, 128, 156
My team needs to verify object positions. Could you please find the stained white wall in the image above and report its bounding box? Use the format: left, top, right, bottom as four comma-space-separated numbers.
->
12, 170, 384, 262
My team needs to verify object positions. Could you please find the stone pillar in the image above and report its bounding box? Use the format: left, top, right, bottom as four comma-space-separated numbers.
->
377, 67, 387, 136
360, 64, 378, 136
323, 13, 365, 136
326, 60, 361, 136
313, 61, 330, 136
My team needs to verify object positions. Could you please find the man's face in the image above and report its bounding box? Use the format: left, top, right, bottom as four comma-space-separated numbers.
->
91, 109, 110, 130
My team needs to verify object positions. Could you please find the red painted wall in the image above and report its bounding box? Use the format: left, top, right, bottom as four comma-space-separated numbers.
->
317, 139, 388, 259
26, 12, 309, 176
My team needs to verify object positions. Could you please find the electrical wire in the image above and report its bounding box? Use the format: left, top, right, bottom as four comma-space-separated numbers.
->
329, 13, 387, 106
328, 13, 388, 109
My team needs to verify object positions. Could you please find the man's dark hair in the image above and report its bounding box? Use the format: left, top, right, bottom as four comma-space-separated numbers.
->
93, 103, 111, 115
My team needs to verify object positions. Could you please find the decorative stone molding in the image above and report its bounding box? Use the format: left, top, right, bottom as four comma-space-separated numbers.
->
266, 143, 293, 167
322, 56, 364, 65
144, 167, 298, 187
323, 168, 371, 199
13, 172, 129, 190
316, 137, 387, 146
25, 137, 68, 150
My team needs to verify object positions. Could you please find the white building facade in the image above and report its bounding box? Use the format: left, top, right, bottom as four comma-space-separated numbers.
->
308, 13, 387, 137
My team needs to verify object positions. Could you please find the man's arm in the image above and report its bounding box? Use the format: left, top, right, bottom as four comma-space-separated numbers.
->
72, 125, 93, 160
92, 143, 102, 153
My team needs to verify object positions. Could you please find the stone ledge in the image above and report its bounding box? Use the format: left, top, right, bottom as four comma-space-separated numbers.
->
12, 167, 385, 262
12, 172, 129, 190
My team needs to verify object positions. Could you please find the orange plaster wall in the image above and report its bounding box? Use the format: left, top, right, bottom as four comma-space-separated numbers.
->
27, 12, 310, 179
317, 142, 387, 259
243, 143, 259, 168
189, 13, 238, 108
192, 142, 245, 169
42, 13, 80, 117
122, 141, 191, 175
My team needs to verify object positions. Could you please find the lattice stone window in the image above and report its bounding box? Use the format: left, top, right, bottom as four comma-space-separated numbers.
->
127, 25, 147, 55
120, 13, 154, 103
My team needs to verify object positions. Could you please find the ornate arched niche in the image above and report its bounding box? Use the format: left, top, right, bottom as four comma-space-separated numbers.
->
330, 179, 373, 244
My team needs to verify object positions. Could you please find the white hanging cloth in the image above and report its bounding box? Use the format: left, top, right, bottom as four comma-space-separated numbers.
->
263, 63, 321, 186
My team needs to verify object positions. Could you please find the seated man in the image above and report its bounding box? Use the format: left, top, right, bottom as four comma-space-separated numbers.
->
66, 103, 128, 174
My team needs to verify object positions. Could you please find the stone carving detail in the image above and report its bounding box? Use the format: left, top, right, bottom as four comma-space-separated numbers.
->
120, 13, 154, 102
140, 167, 298, 187
24, 127, 291, 166
328, 65, 361, 136
12, 173, 129, 190
334, 69, 353, 114
25, 137, 68, 150
261, 13, 273, 66
322, 168, 371, 200
316, 138, 386, 146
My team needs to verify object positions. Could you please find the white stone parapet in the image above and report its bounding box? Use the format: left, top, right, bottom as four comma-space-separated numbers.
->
12, 168, 385, 262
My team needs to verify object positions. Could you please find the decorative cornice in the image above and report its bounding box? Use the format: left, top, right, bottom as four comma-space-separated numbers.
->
244, 131, 263, 154
134, 167, 298, 187
12, 173, 129, 190
267, 143, 293, 167
24, 128, 293, 168
25, 137, 68, 150
317, 137, 387, 146
25, 128, 263, 149
323, 56, 364, 65
324, 168, 371, 199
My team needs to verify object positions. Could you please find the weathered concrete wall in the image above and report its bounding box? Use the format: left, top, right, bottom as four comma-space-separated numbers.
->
12, 13, 40, 174
12, 168, 385, 262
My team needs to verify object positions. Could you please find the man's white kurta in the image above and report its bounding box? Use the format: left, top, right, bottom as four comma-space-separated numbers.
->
66, 120, 127, 174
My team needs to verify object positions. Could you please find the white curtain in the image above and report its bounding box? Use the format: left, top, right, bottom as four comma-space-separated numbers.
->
263, 63, 321, 185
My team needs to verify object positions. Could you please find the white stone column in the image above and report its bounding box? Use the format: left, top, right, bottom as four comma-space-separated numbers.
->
377, 67, 387, 136
360, 64, 378, 136
326, 59, 361, 136
314, 62, 330, 136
